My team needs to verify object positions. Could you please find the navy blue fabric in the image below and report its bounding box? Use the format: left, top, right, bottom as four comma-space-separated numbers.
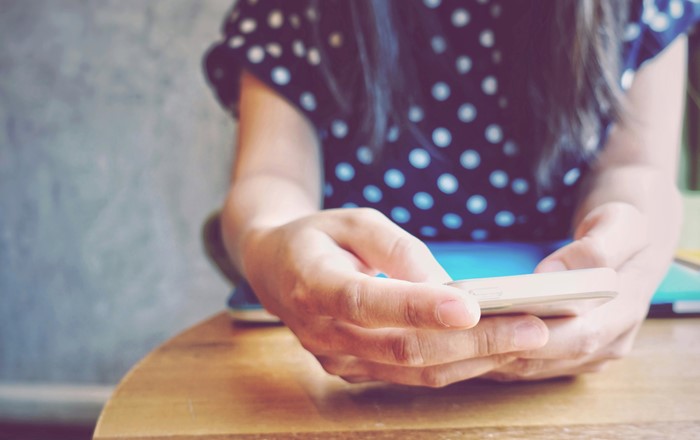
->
204, 0, 699, 242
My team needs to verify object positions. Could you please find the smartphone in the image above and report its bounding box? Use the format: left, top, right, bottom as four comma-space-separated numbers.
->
448, 267, 618, 317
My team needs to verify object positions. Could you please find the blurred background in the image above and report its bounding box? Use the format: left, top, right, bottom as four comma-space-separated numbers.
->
0, 0, 235, 437
0, 0, 698, 439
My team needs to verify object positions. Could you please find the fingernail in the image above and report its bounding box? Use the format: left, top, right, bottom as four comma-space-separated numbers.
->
437, 300, 474, 327
537, 260, 567, 273
513, 322, 547, 349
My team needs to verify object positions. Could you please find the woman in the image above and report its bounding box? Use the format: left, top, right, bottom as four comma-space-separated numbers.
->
203, 0, 696, 386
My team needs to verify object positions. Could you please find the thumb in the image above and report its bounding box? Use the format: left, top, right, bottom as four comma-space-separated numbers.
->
535, 203, 649, 273
325, 208, 451, 283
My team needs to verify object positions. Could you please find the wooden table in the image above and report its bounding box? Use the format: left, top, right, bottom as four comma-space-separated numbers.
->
93, 313, 700, 439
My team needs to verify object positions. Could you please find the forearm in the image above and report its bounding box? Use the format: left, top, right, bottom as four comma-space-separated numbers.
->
574, 164, 683, 287
221, 172, 320, 278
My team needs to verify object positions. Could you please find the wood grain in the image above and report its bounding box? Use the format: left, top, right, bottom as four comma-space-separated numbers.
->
93, 314, 700, 439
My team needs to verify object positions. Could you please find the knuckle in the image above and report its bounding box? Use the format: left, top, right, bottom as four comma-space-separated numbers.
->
387, 235, 419, 262
402, 295, 422, 328
316, 356, 347, 376
578, 236, 610, 268
583, 361, 609, 374
571, 328, 602, 359
389, 333, 426, 366
347, 207, 385, 227
471, 328, 495, 357
419, 367, 452, 388
342, 280, 367, 325
289, 281, 313, 315
510, 359, 545, 378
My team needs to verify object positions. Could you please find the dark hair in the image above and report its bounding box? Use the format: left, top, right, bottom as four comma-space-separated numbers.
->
312, 0, 630, 189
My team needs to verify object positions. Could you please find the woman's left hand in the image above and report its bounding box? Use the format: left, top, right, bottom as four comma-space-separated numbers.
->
483, 201, 669, 381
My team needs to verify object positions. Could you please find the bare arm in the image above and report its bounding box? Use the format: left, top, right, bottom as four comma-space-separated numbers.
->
487, 36, 687, 381
220, 70, 322, 275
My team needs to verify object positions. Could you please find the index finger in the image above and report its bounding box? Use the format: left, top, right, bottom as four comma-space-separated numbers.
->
300, 268, 481, 329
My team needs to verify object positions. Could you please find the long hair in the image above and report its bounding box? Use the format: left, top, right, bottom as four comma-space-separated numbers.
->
312, 0, 630, 189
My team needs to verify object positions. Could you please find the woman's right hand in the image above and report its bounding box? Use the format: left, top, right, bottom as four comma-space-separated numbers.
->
239, 207, 549, 387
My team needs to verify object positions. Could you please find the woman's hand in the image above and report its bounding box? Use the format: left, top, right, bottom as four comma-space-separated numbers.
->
241, 207, 549, 387
483, 201, 673, 381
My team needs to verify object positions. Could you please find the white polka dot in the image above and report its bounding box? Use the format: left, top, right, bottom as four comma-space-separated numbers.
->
300, 92, 316, 111
623, 23, 641, 41
437, 173, 458, 194
585, 133, 600, 151
442, 213, 463, 229
431, 36, 447, 53
409, 148, 431, 169
289, 14, 301, 28
458, 103, 476, 122
331, 120, 348, 138
413, 192, 434, 210
498, 97, 508, 108
460, 150, 480, 169
479, 29, 495, 47
456, 55, 472, 74
228, 36, 245, 48
335, 162, 355, 181
495, 211, 515, 227
485, 124, 503, 143
391, 207, 411, 224
563, 168, 581, 186
324, 183, 333, 197
268, 10, 284, 28
466, 195, 487, 214
307, 48, 321, 65
432, 82, 451, 101
621, 69, 635, 90
537, 197, 556, 213
247, 0, 258, 4
356, 146, 374, 164
386, 126, 399, 143
511, 178, 529, 194
266, 43, 282, 57
342, 202, 358, 209
239, 18, 257, 34
421, 226, 438, 237
363, 185, 382, 203
482, 76, 498, 95
271, 66, 291, 85
670, 0, 684, 18
384, 169, 405, 189
471, 229, 489, 241
503, 140, 519, 156
492, 50, 502, 64
650, 12, 670, 32
489, 170, 508, 188
432, 127, 452, 147
408, 105, 424, 122
490, 3, 502, 17
452, 8, 470, 27
329, 32, 343, 47
247, 46, 265, 63
292, 40, 306, 57
423, 0, 441, 8
306, 6, 319, 22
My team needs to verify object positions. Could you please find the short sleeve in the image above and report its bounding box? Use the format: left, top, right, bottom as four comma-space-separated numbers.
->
623, 0, 700, 74
203, 0, 341, 131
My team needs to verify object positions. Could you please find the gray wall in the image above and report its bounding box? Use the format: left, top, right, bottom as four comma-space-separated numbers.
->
0, 0, 236, 385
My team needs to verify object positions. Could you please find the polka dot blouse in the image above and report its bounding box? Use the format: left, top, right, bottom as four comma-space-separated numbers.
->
205, 0, 699, 242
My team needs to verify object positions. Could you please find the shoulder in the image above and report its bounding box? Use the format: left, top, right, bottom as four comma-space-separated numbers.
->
623, 0, 699, 74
